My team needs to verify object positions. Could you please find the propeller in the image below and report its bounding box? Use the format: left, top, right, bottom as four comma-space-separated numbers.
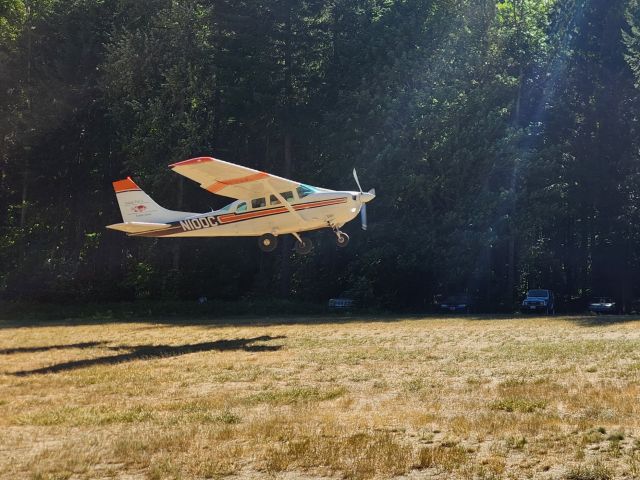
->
353, 169, 374, 231
361, 203, 368, 231
353, 168, 363, 193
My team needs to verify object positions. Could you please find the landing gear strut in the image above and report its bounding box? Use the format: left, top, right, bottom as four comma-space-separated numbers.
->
329, 222, 349, 248
258, 233, 278, 252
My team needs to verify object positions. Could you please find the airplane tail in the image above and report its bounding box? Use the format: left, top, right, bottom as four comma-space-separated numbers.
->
111, 177, 195, 223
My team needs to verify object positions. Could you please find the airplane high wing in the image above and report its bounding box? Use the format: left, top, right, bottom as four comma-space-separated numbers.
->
169, 156, 301, 200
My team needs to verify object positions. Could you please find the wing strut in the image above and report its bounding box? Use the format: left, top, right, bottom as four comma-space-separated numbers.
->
264, 179, 306, 224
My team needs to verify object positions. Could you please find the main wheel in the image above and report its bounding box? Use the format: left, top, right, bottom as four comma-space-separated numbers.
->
294, 237, 313, 255
258, 234, 278, 252
336, 232, 350, 248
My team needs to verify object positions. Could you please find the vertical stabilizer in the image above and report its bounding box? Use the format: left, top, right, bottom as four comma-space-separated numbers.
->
113, 177, 196, 223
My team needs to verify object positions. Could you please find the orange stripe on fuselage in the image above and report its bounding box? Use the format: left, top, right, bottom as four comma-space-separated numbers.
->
217, 206, 288, 224
130, 198, 349, 236
294, 198, 346, 210
217, 197, 347, 225
206, 172, 269, 193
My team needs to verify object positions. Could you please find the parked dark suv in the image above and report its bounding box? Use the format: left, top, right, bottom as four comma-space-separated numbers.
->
438, 294, 473, 313
521, 289, 555, 314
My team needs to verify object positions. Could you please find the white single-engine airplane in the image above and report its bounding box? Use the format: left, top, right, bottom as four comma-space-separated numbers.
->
107, 156, 375, 253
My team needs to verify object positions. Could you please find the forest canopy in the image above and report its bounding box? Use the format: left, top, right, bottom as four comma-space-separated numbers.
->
1, 0, 640, 311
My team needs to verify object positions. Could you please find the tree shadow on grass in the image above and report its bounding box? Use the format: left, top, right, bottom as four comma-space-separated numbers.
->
458, 313, 640, 327
568, 315, 640, 327
11, 335, 286, 376
0, 313, 411, 329
0, 341, 109, 355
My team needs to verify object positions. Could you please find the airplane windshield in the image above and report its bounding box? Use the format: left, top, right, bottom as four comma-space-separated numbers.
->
297, 185, 317, 198
218, 203, 233, 213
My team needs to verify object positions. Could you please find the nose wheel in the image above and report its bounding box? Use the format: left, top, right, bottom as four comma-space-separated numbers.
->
335, 231, 349, 247
328, 221, 349, 248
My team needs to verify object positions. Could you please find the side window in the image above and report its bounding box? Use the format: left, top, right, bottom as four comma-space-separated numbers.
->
270, 195, 281, 205
251, 197, 266, 209
236, 202, 247, 213
280, 191, 294, 201
296, 185, 314, 198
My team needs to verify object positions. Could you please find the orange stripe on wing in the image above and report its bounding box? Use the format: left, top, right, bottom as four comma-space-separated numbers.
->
206, 182, 227, 194
206, 172, 269, 193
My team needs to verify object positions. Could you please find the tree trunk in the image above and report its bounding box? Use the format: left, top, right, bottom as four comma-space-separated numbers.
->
20, 1, 32, 232
279, 2, 294, 297
507, 231, 515, 307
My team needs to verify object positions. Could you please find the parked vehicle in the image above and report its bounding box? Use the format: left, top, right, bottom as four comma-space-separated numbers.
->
628, 298, 640, 314
588, 297, 619, 314
439, 294, 473, 313
328, 297, 354, 311
521, 289, 555, 314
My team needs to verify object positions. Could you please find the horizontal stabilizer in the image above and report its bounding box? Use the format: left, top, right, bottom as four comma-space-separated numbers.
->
106, 222, 171, 234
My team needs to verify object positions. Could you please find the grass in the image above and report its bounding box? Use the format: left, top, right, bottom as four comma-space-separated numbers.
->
565, 461, 613, 480
490, 398, 547, 413
1, 314, 639, 478
245, 385, 347, 405
416, 444, 469, 471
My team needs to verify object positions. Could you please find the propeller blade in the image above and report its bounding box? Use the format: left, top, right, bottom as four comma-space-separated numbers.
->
353, 168, 363, 193
361, 203, 367, 231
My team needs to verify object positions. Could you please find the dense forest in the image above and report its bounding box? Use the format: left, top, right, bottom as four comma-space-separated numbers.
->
1, 0, 640, 311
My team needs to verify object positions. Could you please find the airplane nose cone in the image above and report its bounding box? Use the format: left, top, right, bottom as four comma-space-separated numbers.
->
361, 190, 375, 203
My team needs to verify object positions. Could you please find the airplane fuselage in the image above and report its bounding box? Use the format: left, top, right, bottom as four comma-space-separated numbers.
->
129, 191, 363, 238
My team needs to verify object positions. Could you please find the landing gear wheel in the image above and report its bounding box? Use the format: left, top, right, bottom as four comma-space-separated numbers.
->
294, 237, 313, 255
258, 234, 278, 252
336, 232, 350, 248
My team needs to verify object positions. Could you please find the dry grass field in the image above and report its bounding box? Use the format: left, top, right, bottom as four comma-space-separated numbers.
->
1, 314, 639, 479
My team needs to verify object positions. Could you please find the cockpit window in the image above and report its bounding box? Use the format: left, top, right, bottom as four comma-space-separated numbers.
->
251, 197, 266, 209
296, 185, 316, 198
281, 191, 294, 201
236, 202, 247, 213
219, 203, 232, 213
270, 195, 281, 205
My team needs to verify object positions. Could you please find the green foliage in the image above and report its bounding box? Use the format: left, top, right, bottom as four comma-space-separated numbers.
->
1, 0, 640, 311
122, 262, 155, 299
624, 0, 640, 86
0, 0, 26, 43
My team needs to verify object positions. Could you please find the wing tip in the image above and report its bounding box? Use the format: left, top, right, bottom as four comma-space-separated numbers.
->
113, 177, 140, 193
169, 157, 215, 168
